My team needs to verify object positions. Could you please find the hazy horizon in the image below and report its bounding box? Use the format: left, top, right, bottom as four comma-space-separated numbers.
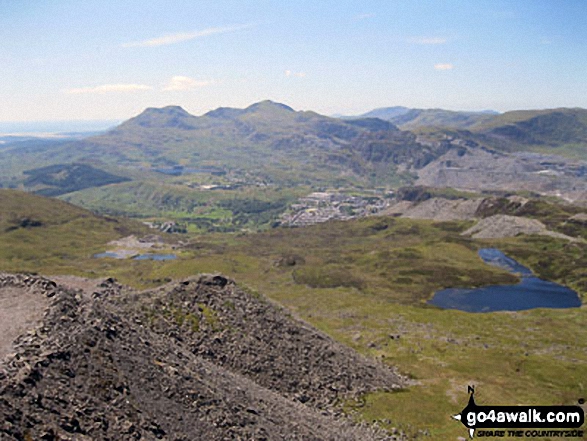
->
0, 119, 121, 135
4, 101, 587, 130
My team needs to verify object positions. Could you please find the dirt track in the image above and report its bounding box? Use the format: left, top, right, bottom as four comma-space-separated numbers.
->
0, 285, 48, 360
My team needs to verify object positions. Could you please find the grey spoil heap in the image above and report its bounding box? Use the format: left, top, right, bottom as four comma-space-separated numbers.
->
0, 273, 407, 441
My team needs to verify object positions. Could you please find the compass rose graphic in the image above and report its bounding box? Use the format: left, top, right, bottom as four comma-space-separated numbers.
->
452, 386, 478, 438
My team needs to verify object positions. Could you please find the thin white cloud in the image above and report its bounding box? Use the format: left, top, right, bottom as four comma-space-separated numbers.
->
434, 63, 454, 70
163, 76, 214, 91
355, 13, 375, 20
65, 83, 152, 94
285, 70, 306, 78
409, 37, 448, 45
122, 24, 253, 48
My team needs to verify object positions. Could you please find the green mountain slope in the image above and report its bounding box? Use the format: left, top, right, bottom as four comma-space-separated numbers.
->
0, 189, 147, 273
405, 107, 587, 161
23, 163, 130, 196
357, 107, 497, 129
469, 108, 587, 156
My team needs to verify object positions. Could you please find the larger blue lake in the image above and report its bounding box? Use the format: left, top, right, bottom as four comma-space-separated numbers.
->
428, 248, 582, 312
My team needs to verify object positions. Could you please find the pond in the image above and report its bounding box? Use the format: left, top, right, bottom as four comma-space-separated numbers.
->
428, 248, 581, 312
132, 254, 177, 261
152, 166, 224, 176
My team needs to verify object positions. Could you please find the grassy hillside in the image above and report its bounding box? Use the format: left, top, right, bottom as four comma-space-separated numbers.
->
0, 189, 148, 274
358, 107, 497, 130
470, 108, 587, 131
23, 163, 130, 196
358, 107, 587, 148
393, 107, 587, 162
395, 109, 495, 130
461, 108, 587, 159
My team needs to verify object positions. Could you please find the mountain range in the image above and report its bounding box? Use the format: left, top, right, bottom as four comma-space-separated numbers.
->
345, 105, 587, 145
1, 101, 587, 219
346, 106, 499, 130
0, 101, 451, 195
58, 100, 441, 184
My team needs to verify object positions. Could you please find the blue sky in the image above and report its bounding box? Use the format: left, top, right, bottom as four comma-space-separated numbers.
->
1, 0, 586, 122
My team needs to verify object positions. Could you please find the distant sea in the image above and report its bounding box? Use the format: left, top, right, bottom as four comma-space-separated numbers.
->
0, 120, 120, 136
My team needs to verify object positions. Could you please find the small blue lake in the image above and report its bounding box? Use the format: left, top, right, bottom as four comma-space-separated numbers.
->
132, 254, 177, 261
428, 248, 581, 312
93, 252, 124, 259
153, 166, 224, 176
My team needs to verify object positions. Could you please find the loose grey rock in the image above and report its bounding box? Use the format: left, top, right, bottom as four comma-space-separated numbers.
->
462, 214, 579, 241
0, 273, 408, 440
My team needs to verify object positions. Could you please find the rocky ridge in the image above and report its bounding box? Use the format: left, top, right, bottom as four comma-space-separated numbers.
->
0, 273, 406, 440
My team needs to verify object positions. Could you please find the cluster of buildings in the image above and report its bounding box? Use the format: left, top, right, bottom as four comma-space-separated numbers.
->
280, 192, 390, 227
143, 220, 187, 234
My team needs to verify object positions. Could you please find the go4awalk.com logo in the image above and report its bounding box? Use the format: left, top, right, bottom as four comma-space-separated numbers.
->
452, 386, 585, 438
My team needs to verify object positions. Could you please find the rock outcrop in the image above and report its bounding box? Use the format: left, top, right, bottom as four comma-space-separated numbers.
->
461, 214, 578, 241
